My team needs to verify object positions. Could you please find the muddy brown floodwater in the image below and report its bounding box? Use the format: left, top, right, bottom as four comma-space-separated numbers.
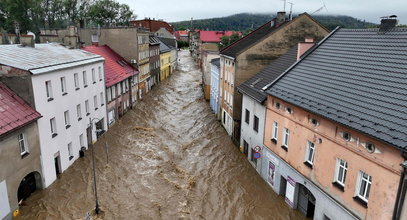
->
17, 51, 306, 220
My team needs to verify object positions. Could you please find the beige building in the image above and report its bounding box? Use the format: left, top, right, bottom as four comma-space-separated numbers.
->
219, 12, 329, 141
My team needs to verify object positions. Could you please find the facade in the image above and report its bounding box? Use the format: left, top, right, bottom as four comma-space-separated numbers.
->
159, 38, 172, 81
82, 45, 138, 126
209, 58, 220, 115
175, 30, 189, 42
0, 43, 108, 187
219, 12, 329, 141
149, 36, 161, 87
262, 22, 407, 219
131, 18, 175, 34
158, 37, 178, 72
137, 29, 151, 99
0, 83, 42, 220
202, 51, 220, 100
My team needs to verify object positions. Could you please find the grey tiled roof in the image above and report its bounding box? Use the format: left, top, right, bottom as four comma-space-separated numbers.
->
237, 46, 298, 103
157, 38, 171, 53
210, 58, 220, 68
265, 27, 407, 151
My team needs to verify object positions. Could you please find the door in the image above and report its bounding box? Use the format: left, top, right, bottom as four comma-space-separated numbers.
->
54, 156, 61, 175
86, 126, 92, 146
298, 184, 316, 218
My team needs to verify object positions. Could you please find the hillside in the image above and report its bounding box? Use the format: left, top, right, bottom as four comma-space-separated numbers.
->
171, 13, 377, 31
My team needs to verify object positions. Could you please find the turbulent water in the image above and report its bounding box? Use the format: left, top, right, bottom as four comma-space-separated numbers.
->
17, 51, 305, 220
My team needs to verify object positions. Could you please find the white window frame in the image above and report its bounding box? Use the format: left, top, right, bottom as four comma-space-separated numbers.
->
18, 133, 28, 155
98, 66, 102, 81
68, 142, 73, 160
50, 117, 57, 136
83, 71, 88, 87
107, 87, 112, 102
60, 77, 67, 94
355, 171, 372, 202
74, 73, 79, 89
282, 128, 290, 148
100, 92, 104, 106
93, 95, 98, 110
79, 134, 84, 147
272, 121, 278, 140
305, 141, 315, 165
64, 110, 70, 128
76, 104, 82, 120
45, 80, 53, 99
334, 158, 348, 186
92, 68, 96, 83
85, 100, 89, 115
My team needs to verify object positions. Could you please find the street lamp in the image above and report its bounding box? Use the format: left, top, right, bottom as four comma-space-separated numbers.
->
89, 118, 101, 215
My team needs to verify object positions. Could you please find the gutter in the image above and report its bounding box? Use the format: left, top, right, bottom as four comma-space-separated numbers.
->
393, 161, 407, 220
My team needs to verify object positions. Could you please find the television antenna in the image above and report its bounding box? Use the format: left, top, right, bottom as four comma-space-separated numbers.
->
311, 2, 328, 15
288, 2, 294, 20
281, 0, 286, 12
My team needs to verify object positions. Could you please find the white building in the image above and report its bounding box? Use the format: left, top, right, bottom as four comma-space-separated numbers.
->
0, 43, 107, 187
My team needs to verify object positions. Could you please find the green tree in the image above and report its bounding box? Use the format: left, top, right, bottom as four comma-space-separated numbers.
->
87, 0, 134, 26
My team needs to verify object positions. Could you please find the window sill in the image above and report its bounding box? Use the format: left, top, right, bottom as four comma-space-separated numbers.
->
21, 152, 30, 159
93, 82, 96, 84
52, 133, 58, 138
271, 138, 277, 144
95, 108, 98, 111
75, 88, 80, 91
304, 161, 313, 169
99, 79, 102, 82
281, 145, 288, 151
84, 85, 88, 88
65, 125, 71, 129
353, 196, 368, 208
332, 182, 345, 192
62, 92, 68, 96
78, 117, 82, 121
86, 113, 90, 116
47, 97, 54, 102
69, 156, 74, 161
101, 104, 104, 106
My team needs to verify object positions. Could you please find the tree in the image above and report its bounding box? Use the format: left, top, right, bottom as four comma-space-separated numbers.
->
219, 32, 241, 49
87, 0, 134, 26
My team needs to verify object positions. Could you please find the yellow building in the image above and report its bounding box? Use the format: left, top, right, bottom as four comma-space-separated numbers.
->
160, 51, 171, 81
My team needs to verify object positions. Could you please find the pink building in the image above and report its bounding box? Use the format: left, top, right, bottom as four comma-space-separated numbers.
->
262, 18, 407, 219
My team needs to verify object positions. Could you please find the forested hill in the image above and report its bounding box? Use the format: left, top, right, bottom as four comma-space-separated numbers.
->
171, 13, 377, 31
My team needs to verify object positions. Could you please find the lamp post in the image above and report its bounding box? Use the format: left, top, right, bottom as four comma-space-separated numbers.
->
89, 118, 100, 215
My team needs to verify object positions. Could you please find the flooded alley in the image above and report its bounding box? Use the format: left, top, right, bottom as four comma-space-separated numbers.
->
17, 51, 305, 220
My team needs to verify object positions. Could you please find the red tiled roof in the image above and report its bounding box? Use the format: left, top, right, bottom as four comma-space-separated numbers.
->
199, 31, 241, 43
131, 19, 174, 34
0, 82, 41, 137
175, 30, 189, 40
82, 45, 138, 87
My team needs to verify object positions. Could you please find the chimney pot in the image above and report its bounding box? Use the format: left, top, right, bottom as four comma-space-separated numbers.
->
276, 11, 286, 25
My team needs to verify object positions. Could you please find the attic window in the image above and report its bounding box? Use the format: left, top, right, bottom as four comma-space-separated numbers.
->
275, 102, 281, 109
341, 132, 351, 141
285, 107, 293, 114
365, 142, 375, 153
250, 78, 262, 87
310, 118, 319, 126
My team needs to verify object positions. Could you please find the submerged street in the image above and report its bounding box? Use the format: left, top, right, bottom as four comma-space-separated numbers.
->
17, 51, 305, 220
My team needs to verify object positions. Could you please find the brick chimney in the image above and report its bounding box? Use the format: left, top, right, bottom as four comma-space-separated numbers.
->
297, 38, 314, 60
276, 12, 286, 25
379, 15, 398, 32
20, 35, 35, 48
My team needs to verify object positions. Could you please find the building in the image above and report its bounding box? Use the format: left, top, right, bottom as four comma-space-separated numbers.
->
0, 43, 107, 187
131, 18, 175, 34
262, 19, 407, 219
137, 29, 151, 99
82, 45, 139, 126
237, 43, 306, 173
0, 82, 42, 220
209, 58, 220, 116
219, 12, 329, 141
159, 39, 172, 81
149, 36, 161, 87
175, 30, 189, 42
158, 37, 178, 73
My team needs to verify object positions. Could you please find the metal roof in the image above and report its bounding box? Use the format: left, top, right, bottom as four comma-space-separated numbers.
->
266, 27, 407, 151
0, 43, 104, 74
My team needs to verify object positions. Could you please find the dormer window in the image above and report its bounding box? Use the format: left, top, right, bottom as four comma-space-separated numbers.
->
365, 142, 375, 153
310, 118, 319, 126
285, 107, 293, 114
342, 132, 351, 141
275, 102, 281, 109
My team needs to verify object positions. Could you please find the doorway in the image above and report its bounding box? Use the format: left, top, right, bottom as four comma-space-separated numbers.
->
54, 155, 61, 176
17, 172, 42, 203
298, 184, 316, 218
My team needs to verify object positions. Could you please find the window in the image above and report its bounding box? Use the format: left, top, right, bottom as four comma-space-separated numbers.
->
342, 132, 351, 141
355, 171, 372, 204
334, 158, 348, 188
74, 73, 79, 90
285, 107, 293, 114
100, 92, 104, 106
64, 110, 70, 129
253, 115, 259, 132
118, 83, 122, 95
50, 117, 57, 137
60, 77, 67, 95
282, 128, 289, 150
76, 104, 82, 121
68, 142, 73, 160
45, 80, 53, 101
365, 142, 375, 153
271, 121, 278, 141
107, 87, 112, 102
245, 109, 250, 124
85, 100, 90, 115
92, 68, 96, 83
98, 66, 102, 81
94, 95, 98, 110
275, 102, 281, 109
83, 71, 88, 87
305, 141, 315, 167
18, 133, 28, 156
250, 147, 257, 165
112, 86, 116, 99
310, 118, 319, 126
79, 134, 84, 147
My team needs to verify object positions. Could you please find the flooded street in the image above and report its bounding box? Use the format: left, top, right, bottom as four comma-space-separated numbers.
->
18, 51, 305, 220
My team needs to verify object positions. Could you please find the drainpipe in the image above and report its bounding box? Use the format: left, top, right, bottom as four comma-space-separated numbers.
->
393, 160, 407, 220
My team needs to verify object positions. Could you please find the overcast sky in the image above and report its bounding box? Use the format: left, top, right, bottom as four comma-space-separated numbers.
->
117, 0, 406, 24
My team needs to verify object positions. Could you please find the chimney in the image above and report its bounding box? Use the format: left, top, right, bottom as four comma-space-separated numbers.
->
379, 15, 398, 32
20, 35, 35, 48
297, 38, 314, 60
276, 12, 286, 25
